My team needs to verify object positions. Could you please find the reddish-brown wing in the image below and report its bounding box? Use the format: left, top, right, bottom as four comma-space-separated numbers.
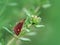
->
14, 19, 25, 36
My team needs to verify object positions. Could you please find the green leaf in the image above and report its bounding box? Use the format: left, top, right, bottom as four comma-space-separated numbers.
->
8, 3, 18, 6
35, 25, 44, 28
0, 42, 2, 45
23, 8, 31, 17
42, 3, 51, 8
2, 26, 13, 35
20, 37, 31, 41
26, 32, 36, 36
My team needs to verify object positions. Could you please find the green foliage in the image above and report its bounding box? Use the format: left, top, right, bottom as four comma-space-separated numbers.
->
0, 0, 51, 45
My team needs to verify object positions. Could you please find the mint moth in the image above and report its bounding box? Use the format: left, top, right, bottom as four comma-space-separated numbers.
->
14, 19, 25, 36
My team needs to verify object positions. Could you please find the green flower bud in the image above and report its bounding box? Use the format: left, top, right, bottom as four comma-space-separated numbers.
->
30, 15, 41, 25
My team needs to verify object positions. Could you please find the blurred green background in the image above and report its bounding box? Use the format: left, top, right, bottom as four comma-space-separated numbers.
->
0, 0, 60, 45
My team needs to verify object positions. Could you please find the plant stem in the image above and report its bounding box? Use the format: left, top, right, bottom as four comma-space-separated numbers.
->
7, 38, 15, 45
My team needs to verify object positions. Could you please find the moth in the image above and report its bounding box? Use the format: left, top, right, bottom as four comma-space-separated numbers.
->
14, 19, 25, 36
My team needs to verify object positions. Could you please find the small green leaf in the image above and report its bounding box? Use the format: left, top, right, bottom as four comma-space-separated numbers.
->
20, 37, 31, 41
42, 4, 51, 8
25, 29, 30, 32
35, 25, 44, 28
0, 42, 2, 45
23, 27, 30, 32
26, 32, 36, 36
23, 8, 31, 17
8, 3, 18, 6
2, 26, 13, 35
